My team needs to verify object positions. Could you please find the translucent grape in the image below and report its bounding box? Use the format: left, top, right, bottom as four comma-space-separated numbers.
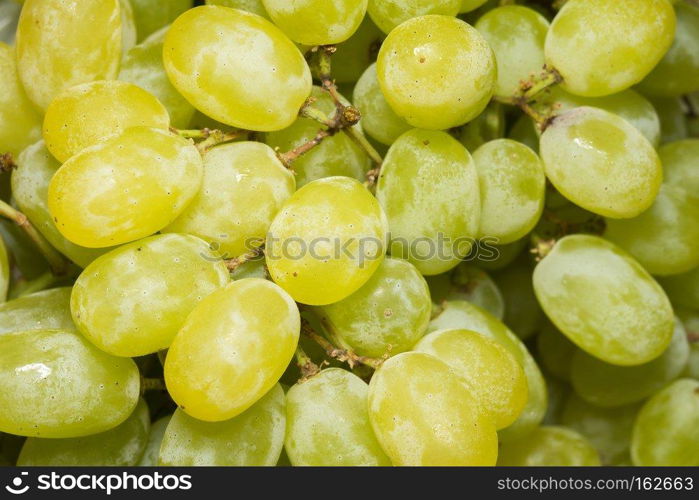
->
206, 0, 269, 19
660, 266, 699, 309
137, 415, 171, 466
660, 139, 699, 194
428, 264, 505, 320
0, 288, 74, 335
368, 0, 460, 34
651, 96, 689, 143
497, 426, 601, 466
493, 256, 545, 341
129, 0, 192, 41
536, 322, 577, 382
332, 16, 382, 84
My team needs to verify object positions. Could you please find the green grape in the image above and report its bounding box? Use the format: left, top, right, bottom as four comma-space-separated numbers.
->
119, 0, 137, 54
376, 15, 496, 130
159, 384, 285, 466
48, 127, 203, 248
353, 64, 411, 146
0, 288, 74, 335
0, 235, 7, 302
206, 0, 269, 19
71, 234, 230, 357
368, 351, 498, 465
17, 399, 149, 466
457, 101, 505, 152
571, 318, 690, 407
314, 257, 431, 358
368, 0, 460, 34
165, 279, 299, 421
15, 0, 122, 110
660, 139, 699, 194
0, 329, 140, 438
460, 0, 488, 13
536, 322, 577, 382
165, 142, 295, 259
285, 369, 391, 466
266, 176, 388, 306
473, 139, 545, 244
428, 300, 547, 441
637, 2, 699, 97
129, 0, 192, 41
508, 115, 539, 152
544, 0, 676, 97
376, 129, 480, 276
0, 43, 41, 157
332, 16, 382, 84
137, 415, 171, 466
540, 107, 662, 218
119, 28, 196, 129
475, 6, 549, 99
533, 235, 675, 366
428, 264, 505, 320
265, 87, 370, 187
660, 266, 699, 309
631, 378, 699, 466
475, 238, 527, 271
498, 426, 601, 466
415, 329, 528, 430
650, 96, 689, 143
43, 80, 170, 163
493, 256, 545, 341
163, 6, 311, 131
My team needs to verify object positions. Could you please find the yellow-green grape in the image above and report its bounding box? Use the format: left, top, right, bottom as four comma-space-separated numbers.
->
631, 379, 699, 466
12, 142, 108, 267
376, 129, 480, 276
660, 266, 699, 309
353, 64, 411, 146
206, 0, 269, 19
0, 329, 139, 438
266, 177, 388, 306
651, 96, 689, 143
415, 329, 528, 430
15, 0, 122, 110
130, 0, 192, 41
71, 234, 230, 357
499, 426, 601, 466
475, 6, 549, 99
544, 0, 676, 97
457, 101, 505, 152
262, 0, 367, 45
460, 0, 489, 13
165, 279, 299, 421
159, 385, 285, 466
0, 288, 74, 335
0, 236, 7, 302
605, 185, 699, 276
0, 43, 41, 157
368, 352, 498, 465
285, 369, 391, 466
473, 139, 545, 244
265, 87, 370, 187
368, 0, 460, 34
376, 15, 496, 130
493, 257, 545, 341
17, 399, 149, 466
48, 127, 203, 248
428, 300, 547, 441
332, 16, 382, 84
571, 318, 690, 407
119, 28, 196, 129
533, 235, 675, 366
540, 107, 662, 219
137, 415, 171, 466
43, 80, 170, 163
508, 115, 539, 152
163, 6, 311, 131
660, 139, 699, 194
165, 142, 294, 259
119, 0, 137, 54
428, 264, 505, 320
638, 2, 699, 97
536, 322, 577, 382
314, 257, 431, 358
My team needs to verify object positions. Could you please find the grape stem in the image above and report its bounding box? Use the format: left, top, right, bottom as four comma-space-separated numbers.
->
172, 127, 246, 153
294, 345, 321, 381
277, 128, 334, 169
9, 271, 62, 300
530, 234, 556, 261
224, 245, 265, 272
496, 65, 563, 131
301, 318, 384, 370
0, 152, 17, 173
141, 377, 167, 393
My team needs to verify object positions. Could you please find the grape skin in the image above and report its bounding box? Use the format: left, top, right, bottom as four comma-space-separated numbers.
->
367, 0, 461, 35
497, 426, 601, 466
0, 288, 74, 335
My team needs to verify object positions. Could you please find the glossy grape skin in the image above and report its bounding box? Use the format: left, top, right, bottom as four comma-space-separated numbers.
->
163, 6, 311, 131
631, 379, 699, 466
376, 129, 480, 276
159, 384, 285, 466
48, 127, 203, 248
660, 267, 699, 309
314, 258, 431, 358
498, 426, 601, 466
368, 352, 498, 466
376, 15, 496, 130
0, 329, 140, 438
266, 177, 388, 306
15, 0, 122, 110
651, 96, 689, 143
660, 139, 699, 194
17, 399, 149, 466
285, 369, 390, 466
540, 107, 662, 219
475, 6, 549, 99
428, 264, 505, 320
0, 288, 74, 335
536, 322, 577, 382
165, 279, 299, 422
137, 415, 171, 466
545, 0, 676, 97
368, 0, 460, 34
493, 257, 545, 341
0, 42, 41, 157
206, 0, 269, 19
332, 17, 382, 84
128, 0, 192, 42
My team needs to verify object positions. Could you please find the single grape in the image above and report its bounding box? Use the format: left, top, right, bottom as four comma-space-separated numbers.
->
499, 426, 600, 466
332, 16, 382, 84
536, 322, 577, 382
368, 0, 460, 34
493, 255, 545, 341
650, 96, 689, 143
457, 102, 505, 152
119, 0, 137, 54
206, 0, 269, 19
428, 264, 505, 320
137, 415, 171, 466
0, 288, 74, 335
660, 139, 699, 194
129, 0, 192, 41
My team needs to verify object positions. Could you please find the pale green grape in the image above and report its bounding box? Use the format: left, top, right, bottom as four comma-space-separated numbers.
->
368, 0, 460, 34
159, 385, 285, 466
0, 235, 7, 302
545, 0, 676, 97
659, 266, 699, 310
285, 369, 390, 466
458, 102, 505, 153
376, 129, 480, 275
631, 378, 699, 466
493, 255, 545, 341
376, 15, 496, 130
498, 426, 601, 466
460, 0, 488, 13
17, 399, 149, 466
48, 127, 203, 248
163, 6, 312, 131
165, 279, 299, 421
650, 96, 689, 143
428, 264, 505, 320
660, 139, 699, 194
0, 329, 140, 438
332, 16, 382, 84
540, 107, 662, 218
206, 0, 269, 19
137, 415, 171, 466
0, 288, 74, 335
130, 0, 192, 41
368, 352, 498, 465
533, 235, 675, 365
536, 322, 577, 381
119, 0, 137, 54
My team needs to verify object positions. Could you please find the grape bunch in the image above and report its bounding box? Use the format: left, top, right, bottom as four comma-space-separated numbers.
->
0, 0, 698, 468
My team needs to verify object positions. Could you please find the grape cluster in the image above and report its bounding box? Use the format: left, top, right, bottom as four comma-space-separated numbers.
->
0, 0, 698, 467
